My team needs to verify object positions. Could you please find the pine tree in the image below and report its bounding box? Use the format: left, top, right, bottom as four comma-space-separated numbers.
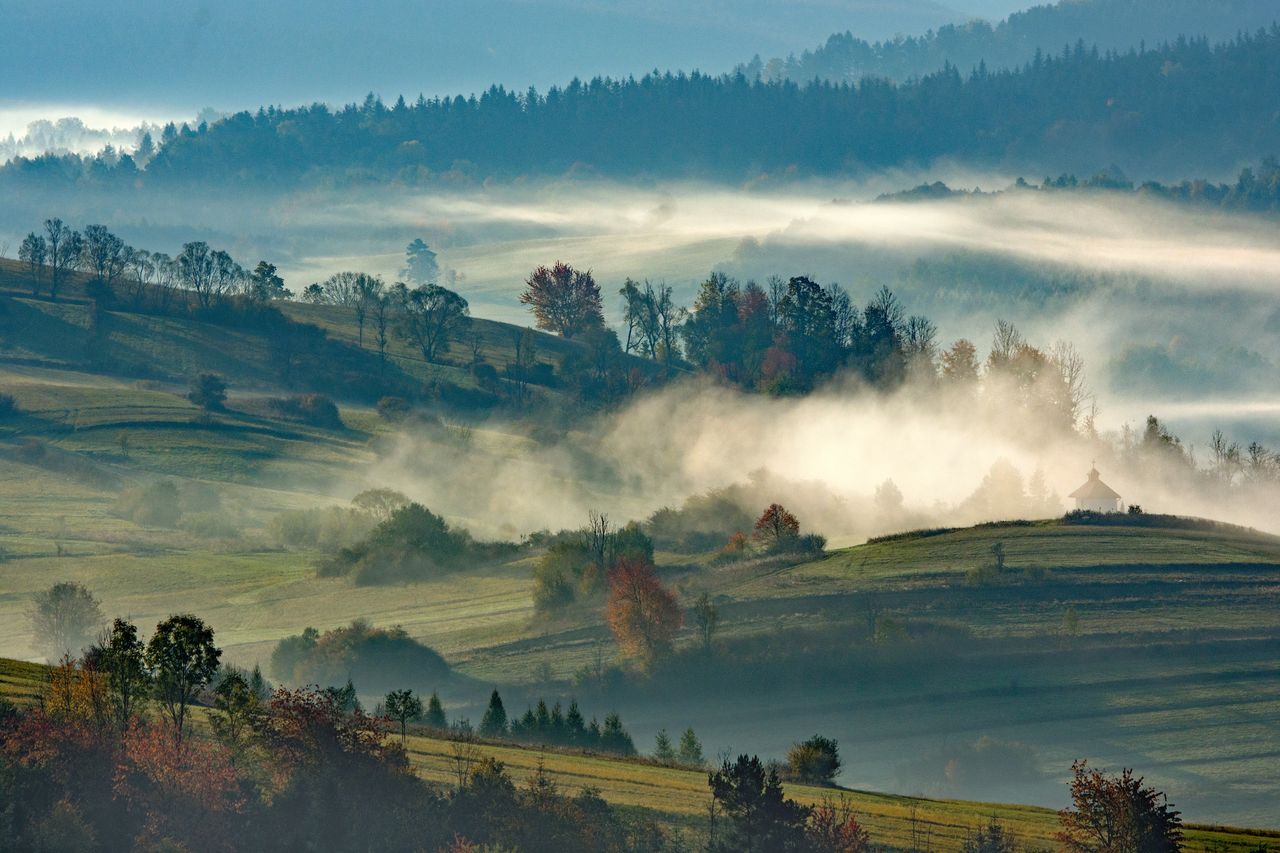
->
600, 712, 636, 755
425, 690, 447, 729
678, 728, 705, 767
565, 699, 586, 744
653, 729, 676, 763
480, 689, 507, 737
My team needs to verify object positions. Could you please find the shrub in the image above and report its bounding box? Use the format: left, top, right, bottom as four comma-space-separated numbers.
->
113, 481, 183, 528
269, 620, 449, 694
187, 373, 228, 411
269, 394, 344, 429
376, 396, 411, 421
787, 735, 842, 785
0, 393, 17, 418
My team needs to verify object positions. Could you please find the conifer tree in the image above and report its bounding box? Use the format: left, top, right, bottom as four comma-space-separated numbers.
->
480, 689, 507, 736
654, 729, 676, 763
425, 690, 447, 729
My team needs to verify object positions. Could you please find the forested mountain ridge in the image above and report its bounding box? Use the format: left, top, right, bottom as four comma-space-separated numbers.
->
5, 27, 1280, 188
741, 0, 1280, 85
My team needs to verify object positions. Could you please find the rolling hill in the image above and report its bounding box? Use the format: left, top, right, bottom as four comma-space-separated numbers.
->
1, 263, 1278, 824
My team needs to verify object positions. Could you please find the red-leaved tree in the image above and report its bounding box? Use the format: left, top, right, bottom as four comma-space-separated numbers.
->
753, 503, 800, 549
605, 557, 683, 668
519, 262, 604, 338
1057, 760, 1183, 853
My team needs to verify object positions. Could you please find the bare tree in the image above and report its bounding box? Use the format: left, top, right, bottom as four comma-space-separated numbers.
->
587, 510, 614, 571
449, 729, 482, 789
44, 218, 81, 301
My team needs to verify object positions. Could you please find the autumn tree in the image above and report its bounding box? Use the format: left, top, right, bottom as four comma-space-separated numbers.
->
753, 503, 800, 550
519, 262, 604, 338
605, 557, 683, 668
212, 670, 265, 753
145, 614, 222, 740
1057, 760, 1183, 853
383, 688, 424, 744
808, 798, 871, 853
942, 339, 980, 383
29, 581, 104, 661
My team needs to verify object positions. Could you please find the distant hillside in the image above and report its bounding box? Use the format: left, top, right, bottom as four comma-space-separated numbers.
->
8, 27, 1279, 186
0, 257, 631, 415
743, 0, 1280, 84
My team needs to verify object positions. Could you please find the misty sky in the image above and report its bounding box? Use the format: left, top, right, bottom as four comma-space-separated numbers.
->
0, 0, 1029, 132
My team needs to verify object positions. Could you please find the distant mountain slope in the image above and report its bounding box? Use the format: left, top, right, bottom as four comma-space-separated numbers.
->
742, 0, 1280, 83
13, 29, 1275, 184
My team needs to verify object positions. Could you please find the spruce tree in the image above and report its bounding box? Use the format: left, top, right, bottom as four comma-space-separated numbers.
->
425, 690, 447, 729
480, 689, 507, 737
678, 728, 705, 767
565, 699, 586, 744
653, 729, 676, 763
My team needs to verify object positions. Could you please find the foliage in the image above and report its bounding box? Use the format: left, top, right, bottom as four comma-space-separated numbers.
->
605, 558, 683, 668
753, 503, 801, 550
187, 372, 228, 411
786, 734, 843, 785
520, 262, 604, 338
384, 688, 424, 743
144, 614, 221, 738
267, 393, 344, 428
1057, 760, 1184, 853
709, 754, 811, 852
268, 620, 449, 695
395, 281, 470, 363
678, 728, 705, 767
320, 502, 514, 585
480, 689, 508, 737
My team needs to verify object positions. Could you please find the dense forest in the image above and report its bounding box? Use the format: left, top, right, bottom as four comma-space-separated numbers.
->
4, 27, 1280, 187
739, 0, 1279, 84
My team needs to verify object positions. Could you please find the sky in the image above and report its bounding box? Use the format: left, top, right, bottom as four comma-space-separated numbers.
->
0, 0, 1030, 134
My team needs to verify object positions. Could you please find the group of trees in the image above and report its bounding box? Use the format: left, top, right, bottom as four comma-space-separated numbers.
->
269, 619, 451, 695
17, 217, 289, 309
706, 754, 1182, 853
10, 28, 1280, 187
317, 501, 517, 585
738, 0, 1279, 86
476, 690, 639, 756
2, 650, 674, 852
301, 243, 468, 369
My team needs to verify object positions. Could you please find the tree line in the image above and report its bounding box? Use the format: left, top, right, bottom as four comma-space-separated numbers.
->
4, 27, 1280, 187
738, 0, 1278, 87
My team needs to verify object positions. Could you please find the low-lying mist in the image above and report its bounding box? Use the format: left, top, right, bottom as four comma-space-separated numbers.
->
364, 373, 1280, 545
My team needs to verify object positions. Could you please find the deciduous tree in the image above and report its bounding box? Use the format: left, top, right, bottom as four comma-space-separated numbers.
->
1057, 760, 1183, 853
384, 688, 424, 744
519, 262, 603, 338
144, 614, 221, 740
29, 581, 104, 662
605, 558, 683, 668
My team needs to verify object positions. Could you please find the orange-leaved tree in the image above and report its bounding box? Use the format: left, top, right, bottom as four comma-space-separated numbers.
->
605, 557, 683, 669
1057, 760, 1182, 853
